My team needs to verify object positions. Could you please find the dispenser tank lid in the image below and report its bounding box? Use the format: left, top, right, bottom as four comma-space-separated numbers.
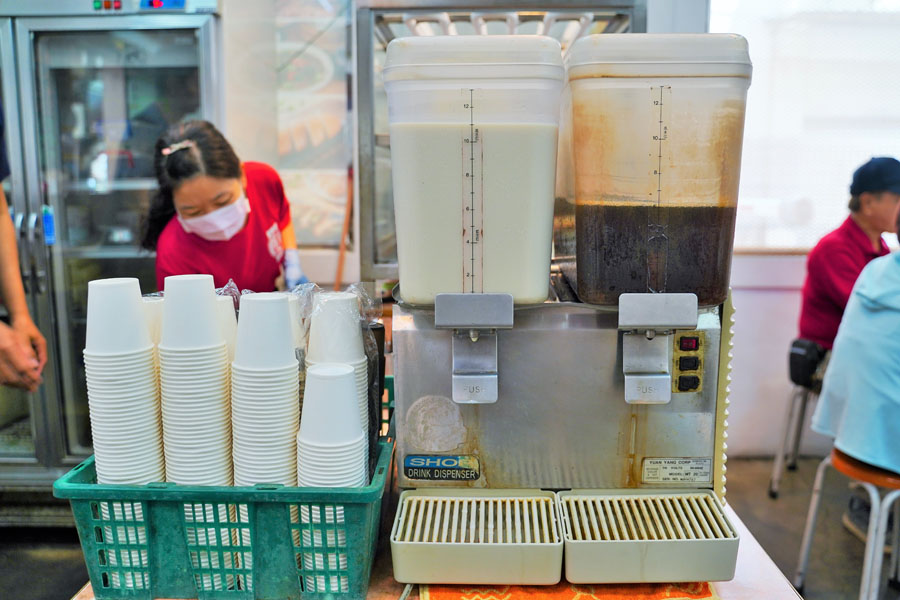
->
384, 35, 565, 81
567, 33, 752, 79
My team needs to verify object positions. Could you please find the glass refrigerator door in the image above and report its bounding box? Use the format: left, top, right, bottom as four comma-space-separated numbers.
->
0, 20, 39, 462
0, 150, 37, 460
17, 18, 216, 459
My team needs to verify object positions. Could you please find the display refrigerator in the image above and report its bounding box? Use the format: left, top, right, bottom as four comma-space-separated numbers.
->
0, 0, 220, 498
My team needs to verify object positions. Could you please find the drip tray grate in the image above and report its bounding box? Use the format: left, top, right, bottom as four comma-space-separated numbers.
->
564, 492, 736, 542
390, 489, 563, 585
394, 496, 559, 545
559, 490, 740, 583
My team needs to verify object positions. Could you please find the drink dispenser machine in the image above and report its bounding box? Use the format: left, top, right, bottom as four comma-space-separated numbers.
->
387, 34, 751, 586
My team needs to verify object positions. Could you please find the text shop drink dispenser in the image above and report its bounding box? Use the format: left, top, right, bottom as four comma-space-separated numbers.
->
567, 34, 752, 306
383, 36, 565, 305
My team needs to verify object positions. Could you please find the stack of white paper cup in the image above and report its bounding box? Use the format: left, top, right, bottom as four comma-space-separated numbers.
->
183, 502, 236, 590
296, 363, 362, 593
84, 278, 161, 590
232, 293, 300, 488
231, 293, 300, 581
84, 278, 163, 487
99, 501, 150, 589
158, 276, 232, 589
305, 292, 368, 473
158, 275, 231, 487
297, 363, 367, 488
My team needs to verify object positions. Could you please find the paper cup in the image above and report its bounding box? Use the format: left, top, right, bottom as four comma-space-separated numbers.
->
234, 293, 297, 369
84, 346, 155, 362
299, 363, 361, 446
160, 275, 223, 349
306, 292, 365, 363
85, 278, 152, 354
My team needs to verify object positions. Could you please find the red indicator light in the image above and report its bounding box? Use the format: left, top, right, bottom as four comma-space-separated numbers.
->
152, 0, 164, 7
114, 0, 122, 8
679, 336, 699, 351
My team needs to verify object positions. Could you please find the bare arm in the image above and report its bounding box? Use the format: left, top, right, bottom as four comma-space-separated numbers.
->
0, 187, 30, 322
0, 187, 46, 390
281, 220, 298, 250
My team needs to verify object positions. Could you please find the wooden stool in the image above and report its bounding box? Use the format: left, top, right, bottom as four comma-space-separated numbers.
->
794, 448, 900, 600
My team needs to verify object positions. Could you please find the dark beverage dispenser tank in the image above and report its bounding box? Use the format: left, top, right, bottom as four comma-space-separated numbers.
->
566, 34, 752, 306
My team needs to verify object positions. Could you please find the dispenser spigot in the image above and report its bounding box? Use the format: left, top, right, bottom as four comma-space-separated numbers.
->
435, 293, 514, 404
618, 294, 699, 404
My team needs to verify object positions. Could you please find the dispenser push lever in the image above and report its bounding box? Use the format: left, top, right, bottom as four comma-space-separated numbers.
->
435, 293, 513, 404
618, 293, 699, 405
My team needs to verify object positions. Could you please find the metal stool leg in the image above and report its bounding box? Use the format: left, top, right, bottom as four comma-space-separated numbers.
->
794, 454, 832, 590
771, 387, 803, 498
890, 500, 900, 587
787, 389, 812, 470
854, 482, 882, 600
867, 489, 900, 600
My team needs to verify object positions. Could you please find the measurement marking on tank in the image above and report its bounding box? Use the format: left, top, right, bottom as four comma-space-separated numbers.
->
652, 86, 670, 204
461, 88, 484, 293
648, 86, 672, 293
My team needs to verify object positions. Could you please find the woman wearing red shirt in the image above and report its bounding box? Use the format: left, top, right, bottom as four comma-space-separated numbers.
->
141, 121, 306, 291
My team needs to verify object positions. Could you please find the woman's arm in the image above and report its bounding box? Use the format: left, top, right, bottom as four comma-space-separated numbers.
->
281, 220, 298, 251
281, 221, 307, 288
276, 179, 309, 287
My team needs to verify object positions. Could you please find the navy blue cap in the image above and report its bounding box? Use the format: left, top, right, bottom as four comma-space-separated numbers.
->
850, 157, 900, 196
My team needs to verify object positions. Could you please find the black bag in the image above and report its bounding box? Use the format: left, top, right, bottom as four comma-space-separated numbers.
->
789, 338, 826, 388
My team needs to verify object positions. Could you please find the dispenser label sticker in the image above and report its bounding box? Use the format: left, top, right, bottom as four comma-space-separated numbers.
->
404, 455, 480, 481
642, 458, 712, 484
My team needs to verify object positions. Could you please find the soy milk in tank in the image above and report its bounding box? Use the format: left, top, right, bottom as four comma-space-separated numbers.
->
383, 36, 565, 305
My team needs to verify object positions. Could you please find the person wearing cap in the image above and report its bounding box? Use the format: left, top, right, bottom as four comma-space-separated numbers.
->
0, 102, 46, 391
810, 182, 900, 539
798, 156, 900, 547
798, 157, 900, 351
141, 120, 308, 292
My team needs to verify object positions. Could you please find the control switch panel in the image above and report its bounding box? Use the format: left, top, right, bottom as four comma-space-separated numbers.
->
673, 331, 704, 393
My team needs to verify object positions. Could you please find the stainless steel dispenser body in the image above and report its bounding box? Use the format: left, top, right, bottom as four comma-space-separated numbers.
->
393, 301, 724, 490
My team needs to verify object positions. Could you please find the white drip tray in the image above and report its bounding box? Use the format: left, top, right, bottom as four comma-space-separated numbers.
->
559, 489, 739, 583
390, 489, 563, 585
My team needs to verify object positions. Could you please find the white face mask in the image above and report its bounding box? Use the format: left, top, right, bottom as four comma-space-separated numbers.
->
177, 196, 251, 241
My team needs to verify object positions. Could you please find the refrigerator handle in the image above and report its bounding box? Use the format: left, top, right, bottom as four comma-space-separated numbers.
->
13, 211, 24, 238
26, 210, 37, 243
13, 211, 29, 294
26, 211, 47, 294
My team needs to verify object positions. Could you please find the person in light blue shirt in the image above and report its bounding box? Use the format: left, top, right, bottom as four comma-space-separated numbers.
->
812, 212, 900, 546
812, 248, 900, 476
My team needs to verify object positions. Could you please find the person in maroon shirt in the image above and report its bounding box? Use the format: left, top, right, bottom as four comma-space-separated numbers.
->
141, 121, 307, 291
796, 157, 900, 546
799, 157, 900, 350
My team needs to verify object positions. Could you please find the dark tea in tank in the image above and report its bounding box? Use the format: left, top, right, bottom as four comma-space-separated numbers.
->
575, 204, 737, 306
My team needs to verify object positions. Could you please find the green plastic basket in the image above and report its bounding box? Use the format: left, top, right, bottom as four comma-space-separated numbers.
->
54, 438, 394, 600
380, 373, 395, 436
